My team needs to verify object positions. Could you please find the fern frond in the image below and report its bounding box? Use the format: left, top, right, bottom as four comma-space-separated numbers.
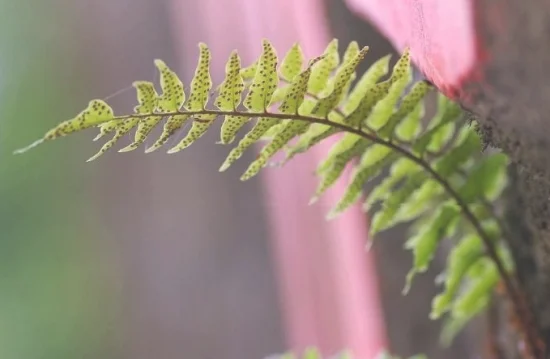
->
16, 39, 516, 345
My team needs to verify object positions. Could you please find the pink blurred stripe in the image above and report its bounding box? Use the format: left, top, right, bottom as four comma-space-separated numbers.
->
167, 0, 387, 357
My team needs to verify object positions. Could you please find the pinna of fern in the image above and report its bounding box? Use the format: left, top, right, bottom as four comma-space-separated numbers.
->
15, 38, 522, 346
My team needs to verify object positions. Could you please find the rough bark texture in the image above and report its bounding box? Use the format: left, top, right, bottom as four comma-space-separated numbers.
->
459, 0, 550, 358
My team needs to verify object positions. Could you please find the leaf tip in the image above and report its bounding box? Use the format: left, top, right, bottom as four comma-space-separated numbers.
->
144, 145, 159, 154
92, 133, 105, 141
219, 161, 231, 172
166, 147, 180, 154
325, 210, 339, 221
118, 144, 137, 153
240, 171, 255, 181
13, 138, 45, 155
86, 153, 101, 162
154, 59, 166, 68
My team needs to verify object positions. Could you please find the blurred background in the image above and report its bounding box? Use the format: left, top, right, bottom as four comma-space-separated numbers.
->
0, 0, 484, 358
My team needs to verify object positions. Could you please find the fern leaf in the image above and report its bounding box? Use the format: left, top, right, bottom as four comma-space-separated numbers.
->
430, 234, 483, 319
389, 48, 411, 80
302, 347, 322, 359
311, 140, 370, 203
119, 81, 160, 152
270, 86, 292, 105
346, 80, 392, 128
283, 125, 338, 161
124, 82, 158, 113
283, 78, 389, 162
215, 51, 244, 111
243, 48, 369, 180
428, 123, 455, 153
154, 59, 185, 112
95, 80, 159, 145
370, 171, 427, 235
87, 118, 139, 162
241, 120, 308, 180
308, 39, 339, 95
379, 81, 431, 140
343, 54, 391, 114
403, 202, 460, 293
396, 179, 443, 222
395, 129, 481, 221
433, 131, 481, 176
279, 56, 324, 115
88, 81, 157, 161
118, 118, 163, 152
366, 50, 411, 130
363, 158, 418, 211
260, 122, 285, 140
342, 41, 360, 64
215, 51, 247, 144
395, 98, 424, 141
312, 47, 369, 118
238, 57, 325, 179
93, 120, 118, 141
451, 258, 498, 318
186, 43, 213, 111
168, 119, 215, 153
168, 43, 214, 153
327, 147, 397, 218
279, 43, 304, 82
14, 99, 115, 154
244, 40, 278, 111
283, 53, 394, 161
141, 58, 191, 153
459, 153, 508, 202
240, 60, 258, 81
413, 95, 462, 155
219, 116, 248, 145
338, 41, 361, 103
145, 114, 190, 153
316, 133, 364, 175
219, 117, 278, 171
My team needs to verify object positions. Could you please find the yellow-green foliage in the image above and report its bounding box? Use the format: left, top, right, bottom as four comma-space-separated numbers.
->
15, 39, 511, 344
268, 348, 426, 359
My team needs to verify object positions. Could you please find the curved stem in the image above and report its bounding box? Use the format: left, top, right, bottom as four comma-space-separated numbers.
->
111, 108, 541, 358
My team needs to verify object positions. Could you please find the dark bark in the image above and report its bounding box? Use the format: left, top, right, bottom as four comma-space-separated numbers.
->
459, 0, 550, 357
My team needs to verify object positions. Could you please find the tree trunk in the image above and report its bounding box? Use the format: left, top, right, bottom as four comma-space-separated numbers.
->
460, 1, 550, 358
